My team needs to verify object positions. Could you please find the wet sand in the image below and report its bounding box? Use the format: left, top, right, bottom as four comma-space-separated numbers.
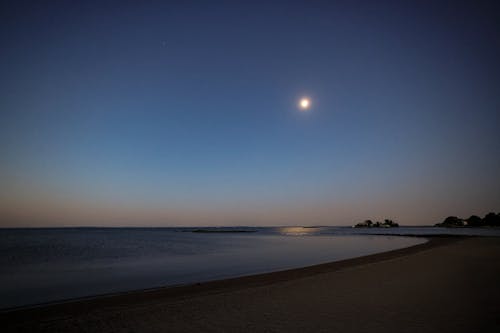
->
2, 237, 500, 332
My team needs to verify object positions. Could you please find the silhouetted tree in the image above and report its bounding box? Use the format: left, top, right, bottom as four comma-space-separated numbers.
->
483, 212, 500, 226
354, 220, 373, 228
383, 219, 399, 227
435, 212, 500, 228
466, 215, 483, 227
436, 216, 464, 227
355, 218, 398, 228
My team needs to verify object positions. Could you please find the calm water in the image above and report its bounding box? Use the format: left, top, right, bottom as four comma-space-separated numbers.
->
1, 226, 498, 309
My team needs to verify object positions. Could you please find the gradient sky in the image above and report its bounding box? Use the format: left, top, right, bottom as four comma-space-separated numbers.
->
1, 0, 499, 227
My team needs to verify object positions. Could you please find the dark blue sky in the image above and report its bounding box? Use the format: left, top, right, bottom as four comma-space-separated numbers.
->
1, 0, 499, 226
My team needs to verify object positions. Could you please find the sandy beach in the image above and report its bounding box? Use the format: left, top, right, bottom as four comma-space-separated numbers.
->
2, 236, 500, 332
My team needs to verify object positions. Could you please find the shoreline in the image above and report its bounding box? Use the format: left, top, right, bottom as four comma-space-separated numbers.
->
3, 236, 451, 314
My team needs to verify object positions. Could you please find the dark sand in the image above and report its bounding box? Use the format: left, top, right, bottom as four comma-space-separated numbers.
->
2, 237, 500, 332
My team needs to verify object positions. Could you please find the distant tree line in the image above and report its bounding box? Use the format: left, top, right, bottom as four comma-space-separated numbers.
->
435, 212, 500, 227
354, 219, 399, 228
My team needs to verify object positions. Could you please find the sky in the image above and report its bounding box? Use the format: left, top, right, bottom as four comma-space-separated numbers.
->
1, 0, 499, 227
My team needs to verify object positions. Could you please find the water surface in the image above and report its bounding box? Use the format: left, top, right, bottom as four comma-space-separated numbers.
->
3, 226, 496, 309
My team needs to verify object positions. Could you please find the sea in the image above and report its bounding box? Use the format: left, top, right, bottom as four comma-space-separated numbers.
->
1, 226, 499, 309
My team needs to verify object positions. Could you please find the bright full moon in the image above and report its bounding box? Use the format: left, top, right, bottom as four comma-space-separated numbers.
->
299, 98, 311, 110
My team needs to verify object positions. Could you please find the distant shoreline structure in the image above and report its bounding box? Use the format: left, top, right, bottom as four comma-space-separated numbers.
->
354, 219, 399, 228
435, 212, 500, 228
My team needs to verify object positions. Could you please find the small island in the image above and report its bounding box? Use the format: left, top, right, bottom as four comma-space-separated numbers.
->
354, 219, 399, 228
435, 212, 500, 227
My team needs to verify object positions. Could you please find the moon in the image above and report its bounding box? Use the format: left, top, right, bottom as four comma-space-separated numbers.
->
299, 98, 311, 111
